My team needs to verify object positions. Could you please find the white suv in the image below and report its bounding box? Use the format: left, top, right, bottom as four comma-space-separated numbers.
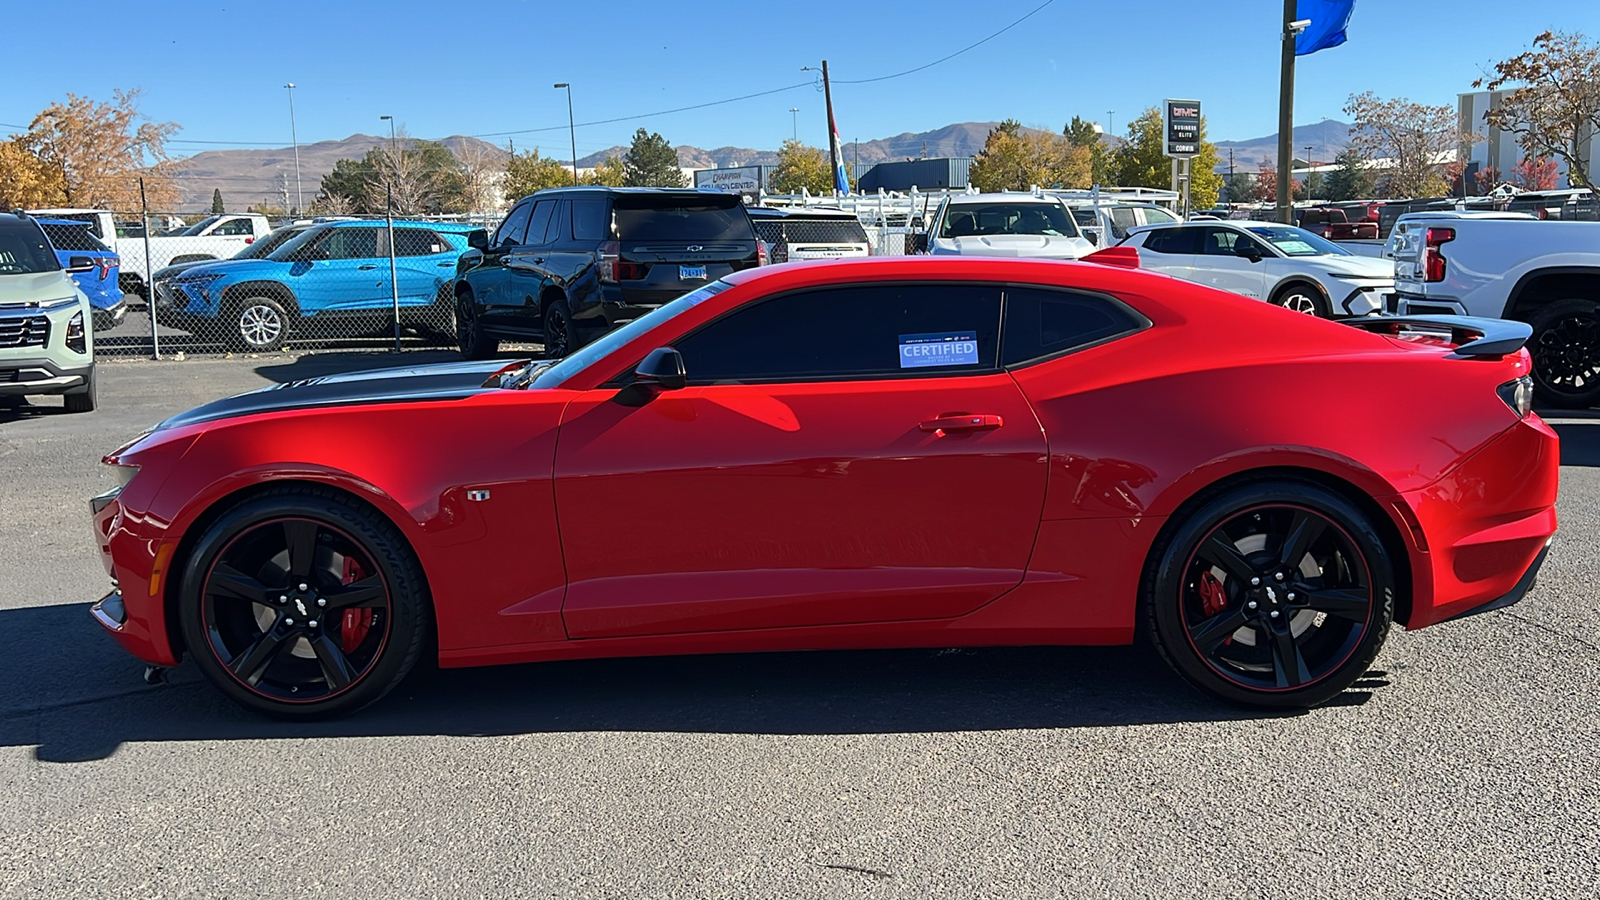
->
0, 212, 96, 412
916, 193, 1096, 260
1121, 220, 1394, 317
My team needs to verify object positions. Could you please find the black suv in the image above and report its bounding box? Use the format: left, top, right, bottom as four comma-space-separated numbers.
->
453, 187, 759, 359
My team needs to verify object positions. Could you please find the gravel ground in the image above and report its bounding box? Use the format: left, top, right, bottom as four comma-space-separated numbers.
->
2, 353, 1596, 899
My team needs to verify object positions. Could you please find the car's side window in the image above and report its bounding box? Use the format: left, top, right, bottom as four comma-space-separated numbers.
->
1142, 228, 1201, 254
393, 229, 445, 257
672, 284, 1002, 385
523, 202, 555, 248
320, 228, 380, 260
494, 202, 533, 249
213, 218, 256, 236
1199, 227, 1240, 255
537, 201, 569, 248
1000, 287, 1147, 366
571, 199, 608, 242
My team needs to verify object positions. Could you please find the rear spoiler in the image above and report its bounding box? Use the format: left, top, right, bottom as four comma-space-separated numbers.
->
1339, 315, 1531, 358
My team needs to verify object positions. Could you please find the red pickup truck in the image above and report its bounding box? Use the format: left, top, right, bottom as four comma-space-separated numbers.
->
1296, 207, 1380, 240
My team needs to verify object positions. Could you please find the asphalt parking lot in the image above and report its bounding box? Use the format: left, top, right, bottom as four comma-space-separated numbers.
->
3, 354, 1598, 899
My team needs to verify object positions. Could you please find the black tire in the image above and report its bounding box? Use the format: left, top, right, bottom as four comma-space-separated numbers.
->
229, 295, 290, 352
176, 487, 430, 719
542, 297, 576, 360
1271, 282, 1331, 318
456, 288, 498, 360
1144, 479, 1394, 709
421, 286, 457, 345
64, 369, 96, 413
1527, 298, 1600, 409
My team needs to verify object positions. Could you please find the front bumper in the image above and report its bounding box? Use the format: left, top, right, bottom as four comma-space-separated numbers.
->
0, 355, 93, 396
1336, 283, 1392, 316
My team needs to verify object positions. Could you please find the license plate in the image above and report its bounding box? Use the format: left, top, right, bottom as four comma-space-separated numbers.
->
679, 265, 708, 280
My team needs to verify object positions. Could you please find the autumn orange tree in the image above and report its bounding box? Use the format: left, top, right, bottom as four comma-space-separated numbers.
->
1477, 31, 1600, 192
0, 138, 68, 208
11, 89, 181, 210
968, 120, 1093, 193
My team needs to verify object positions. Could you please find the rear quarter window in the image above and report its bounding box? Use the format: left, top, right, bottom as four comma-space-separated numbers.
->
1000, 287, 1147, 366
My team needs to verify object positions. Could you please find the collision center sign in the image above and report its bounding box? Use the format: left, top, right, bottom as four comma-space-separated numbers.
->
694, 166, 765, 194
1163, 99, 1201, 158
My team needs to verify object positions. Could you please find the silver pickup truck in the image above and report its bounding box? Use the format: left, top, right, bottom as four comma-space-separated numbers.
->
1391, 213, 1600, 408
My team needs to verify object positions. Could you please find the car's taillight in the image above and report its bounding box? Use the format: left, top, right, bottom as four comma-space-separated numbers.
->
1424, 227, 1454, 282
1498, 375, 1534, 418
758, 241, 769, 266
598, 241, 646, 282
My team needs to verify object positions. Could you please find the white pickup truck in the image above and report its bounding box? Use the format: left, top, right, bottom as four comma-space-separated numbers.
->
1391, 213, 1600, 407
27, 209, 272, 299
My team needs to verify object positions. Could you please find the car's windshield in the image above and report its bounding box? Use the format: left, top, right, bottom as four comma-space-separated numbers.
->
528, 281, 730, 389
1245, 226, 1350, 257
269, 226, 332, 261
939, 203, 1081, 239
240, 226, 309, 259
0, 222, 62, 274
177, 215, 222, 237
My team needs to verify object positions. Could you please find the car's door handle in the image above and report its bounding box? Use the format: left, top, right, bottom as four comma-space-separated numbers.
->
532, 257, 545, 265
357, 264, 378, 270
920, 414, 1003, 435
437, 262, 455, 267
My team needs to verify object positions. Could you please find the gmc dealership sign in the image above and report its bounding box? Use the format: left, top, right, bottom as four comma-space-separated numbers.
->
1163, 99, 1202, 158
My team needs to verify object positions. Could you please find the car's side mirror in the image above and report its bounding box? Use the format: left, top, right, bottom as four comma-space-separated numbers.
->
1084, 229, 1101, 246
910, 233, 929, 254
1236, 246, 1263, 263
467, 229, 489, 251
634, 347, 687, 390
65, 255, 95, 273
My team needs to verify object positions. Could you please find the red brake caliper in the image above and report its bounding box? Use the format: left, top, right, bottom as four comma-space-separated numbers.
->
340, 556, 375, 653
1197, 571, 1232, 645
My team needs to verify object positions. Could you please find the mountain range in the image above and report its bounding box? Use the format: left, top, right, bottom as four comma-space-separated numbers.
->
171, 120, 1354, 209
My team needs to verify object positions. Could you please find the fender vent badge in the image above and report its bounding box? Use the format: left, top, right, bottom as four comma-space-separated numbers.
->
466, 489, 491, 502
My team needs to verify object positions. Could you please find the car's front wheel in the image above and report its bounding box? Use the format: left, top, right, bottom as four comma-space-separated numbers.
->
1271, 283, 1330, 317
542, 298, 576, 360
176, 488, 429, 719
64, 368, 96, 413
1145, 479, 1394, 709
456, 289, 499, 360
1528, 298, 1600, 409
231, 296, 290, 352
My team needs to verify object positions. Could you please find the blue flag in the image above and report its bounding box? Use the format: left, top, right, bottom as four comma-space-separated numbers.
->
830, 117, 850, 195
1295, 0, 1355, 56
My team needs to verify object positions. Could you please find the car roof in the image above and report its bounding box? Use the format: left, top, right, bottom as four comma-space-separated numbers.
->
1128, 219, 1283, 235
1393, 210, 1538, 220
945, 193, 1067, 205
312, 219, 477, 231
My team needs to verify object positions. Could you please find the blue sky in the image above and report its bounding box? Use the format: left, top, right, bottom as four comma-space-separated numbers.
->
3, 0, 1595, 159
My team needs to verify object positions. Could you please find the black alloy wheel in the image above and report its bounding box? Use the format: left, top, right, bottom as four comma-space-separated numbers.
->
1528, 299, 1600, 409
1146, 480, 1394, 708
178, 489, 428, 718
456, 289, 498, 360
543, 299, 574, 360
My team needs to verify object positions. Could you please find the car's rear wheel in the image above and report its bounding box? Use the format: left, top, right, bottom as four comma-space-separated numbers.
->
177, 489, 429, 719
1271, 283, 1330, 317
1528, 298, 1600, 409
543, 298, 575, 360
231, 296, 289, 352
456, 289, 498, 360
1145, 479, 1394, 708
64, 369, 96, 413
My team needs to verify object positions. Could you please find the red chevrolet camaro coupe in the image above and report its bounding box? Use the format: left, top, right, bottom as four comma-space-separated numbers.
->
89, 256, 1559, 718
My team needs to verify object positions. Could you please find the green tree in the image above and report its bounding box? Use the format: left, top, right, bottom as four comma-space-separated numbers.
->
586, 155, 626, 187
1109, 107, 1222, 209
210, 188, 225, 214
1064, 115, 1110, 185
1322, 147, 1374, 200
623, 128, 686, 187
503, 148, 572, 200
968, 120, 1091, 192
1224, 171, 1255, 205
771, 139, 832, 194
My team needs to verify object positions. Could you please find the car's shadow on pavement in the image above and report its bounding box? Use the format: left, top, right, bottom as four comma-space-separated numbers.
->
0, 397, 68, 422
1550, 419, 1600, 466
1, 603, 1354, 763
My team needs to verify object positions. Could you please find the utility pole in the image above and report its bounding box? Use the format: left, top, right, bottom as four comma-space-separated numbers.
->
284, 83, 303, 213
1276, 0, 1301, 225
554, 84, 577, 185
1107, 110, 1114, 139
821, 60, 840, 195
1228, 147, 1236, 207
789, 107, 799, 142
1305, 143, 1315, 200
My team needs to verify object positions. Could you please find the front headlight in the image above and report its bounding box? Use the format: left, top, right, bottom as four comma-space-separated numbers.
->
66, 311, 87, 354
1498, 375, 1534, 418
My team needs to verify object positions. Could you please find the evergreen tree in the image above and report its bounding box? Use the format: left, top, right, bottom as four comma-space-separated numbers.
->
623, 129, 687, 187
1063, 115, 1110, 185
210, 188, 225, 214
1322, 147, 1374, 201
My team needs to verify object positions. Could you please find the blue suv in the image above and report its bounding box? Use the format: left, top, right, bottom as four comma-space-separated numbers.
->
156, 220, 479, 351
37, 218, 126, 332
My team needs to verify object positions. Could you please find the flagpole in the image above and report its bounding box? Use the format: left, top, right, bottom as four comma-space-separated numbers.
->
822, 59, 841, 197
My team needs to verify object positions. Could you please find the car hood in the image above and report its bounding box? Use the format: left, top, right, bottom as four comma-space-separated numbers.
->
154, 258, 229, 280
173, 258, 283, 280
1309, 255, 1393, 279
157, 358, 530, 430
0, 271, 78, 305
933, 234, 1094, 259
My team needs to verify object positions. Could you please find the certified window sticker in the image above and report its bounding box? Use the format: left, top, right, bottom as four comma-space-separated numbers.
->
899, 332, 979, 368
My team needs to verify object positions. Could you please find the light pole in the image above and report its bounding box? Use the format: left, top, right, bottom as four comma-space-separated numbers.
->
1106, 110, 1114, 138
1304, 143, 1314, 200
379, 115, 400, 351
788, 107, 799, 142
284, 83, 303, 213
554, 83, 577, 185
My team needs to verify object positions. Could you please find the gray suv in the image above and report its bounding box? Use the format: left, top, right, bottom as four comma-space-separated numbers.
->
0, 212, 96, 413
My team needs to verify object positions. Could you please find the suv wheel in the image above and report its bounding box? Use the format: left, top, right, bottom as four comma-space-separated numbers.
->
64, 369, 97, 414
1529, 298, 1600, 409
1271, 283, 1330, 318
456, 290, 498, 360
232, 296, 290, 352
543, 298, 575, 360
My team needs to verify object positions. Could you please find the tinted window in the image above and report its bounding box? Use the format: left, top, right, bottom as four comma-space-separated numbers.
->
39, 222, 103, 252
1001, 288, 1144, 366
571, 198, 609, 241
1141, 228, 1202, 254
1198, 227, 1266, 256
524, 201, 555, 246
938, 203, 1078, 238
780, 218, 869, 243
0, 222, 61, 273
613, 196, 754, 242
673, 284, 1001, 384
494, 202, 533, 248
243, 226, 307, 259
1142, 207, 1178, 226
178, 215, 221, 236
393, 228, 447, 257
318, 227, 380, 260
213, 218, 256, 236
